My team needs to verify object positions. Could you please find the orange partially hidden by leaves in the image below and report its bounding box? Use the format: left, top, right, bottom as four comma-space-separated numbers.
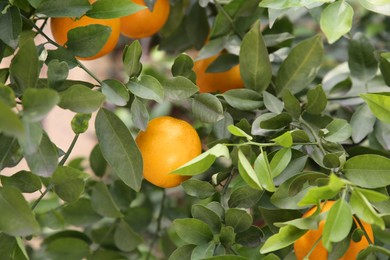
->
120, 0, 170, 38
294, 201, 374, 260
193, 54, 244, 93
50, 16, 120, 60
135, 116, 202, 188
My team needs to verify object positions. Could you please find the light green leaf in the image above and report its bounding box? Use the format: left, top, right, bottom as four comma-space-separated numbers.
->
95, 108, 143, 191
263, 91, 283, 114
323, 118, 352, 143
358, 0, 390, 16
350, 189, 385, 229
254, 151, 275, 192
320, 0, 353, 44
270, 148, 292, 177
227, 125, 253, 140
260, 225, 306, 254
272, 132, 293, 148
361, 93, 390, 124
238, 149, 263, 190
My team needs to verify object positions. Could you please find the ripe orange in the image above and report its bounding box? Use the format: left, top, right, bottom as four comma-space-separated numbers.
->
294, 201, 374, 260
50, 15, 120, 60
135, 116, 202, 188
120, 0, 170, 38
193, 54, 244, 93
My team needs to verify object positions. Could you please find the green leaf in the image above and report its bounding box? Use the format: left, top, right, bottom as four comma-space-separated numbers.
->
87, 0, 145, 18
236, 226, 264, 248
0, 85, 16, 107
24, 133, 58, 177
47, 47, 78, 70
205, 53, 238, 73
131, 97, 149, 131
102, 79, 129, 106
0, 135, 23, 170
123, 41, 142, 78
225, 208, 252, 233
275, 35, 324, 95
191, 93, 224, 123
260, 113, 292, 130
169, 244, 196, 260
46, 237, 90, 260
263, 91, 283, 114
95, 108, 143, 191
0, 186, 40, 236
272, 132, 293, 148
254, 151, 275, 192
228, 186, 263, 208
322, 199, 353, 250
191, 204, 222, 234
66, 24, 111, 58
89, 144, 107, 177
163, 76, 199, 100
0, 100, 24, 138
22, 88, 60, 122
282, 90, 301, 119
358, 0, 390, 16
238, 149, 263, 190
380, 54, 390, 87
270, 148, 292, 177
71, 113, 91, 134
222, 89, 263, 110
239, 20, 272, 92
61, 198, 101, 226
91, 182, 123, 218
361, 93, 390, 124
344, 154, 390, 188
0, 6, 22, 49
219, 226, 236, 248
52, 166, 87, 203
10, 36, 39, 92
172, 144, 230, 176
172, 54, 196, 82
227, 125, 253, 140
213, 112, 233, 140
348, 33, 378, 82
305, 85, 327, 115
114, 220, 143, 252
59, 84, 105, 113
0, 170, 42, 193
174, 218, 213, 245
182, 179, 215, 199
350, 189, 385, 229
47, 60, 69, 88
320, 0, 353, 44
260, 225, 306, 254
36, 0, 90, 17
323, 118, 352, 143
127, 75, 164, 104
350, 104, 376, 143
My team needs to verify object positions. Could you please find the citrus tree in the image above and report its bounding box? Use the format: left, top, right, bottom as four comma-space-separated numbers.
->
1, 0, 390, 259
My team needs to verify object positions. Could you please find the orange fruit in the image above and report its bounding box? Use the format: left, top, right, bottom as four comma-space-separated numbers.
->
120, 0, 170, 38
135, 116, 202, 188
193, 54, 244, 93
294, 201, 374, 260
50, 14, 120, 60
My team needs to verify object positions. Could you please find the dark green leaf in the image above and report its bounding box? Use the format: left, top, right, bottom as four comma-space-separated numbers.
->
191, 204, 221, 234
192, 93, 224, 123
174, 218, 213, 245
222, 89, 263, 110
87, 0, 145, 18
0, 85, 15, 107
225, 208, 252, 233
0, 170, 41, 193
379, 54, 390, 87
236, 226, 263, 248
47, 60, 69, 88
275, 35, 323, 95
305, 85, 327, 115
240, 20, 272, 92
89, 144, 107, 177
24, 133, 58, 177
0, 6, 22, 49
95, 108, 143, 191
182, 179, 215, 199
66, 24, 111, 58
0, 100, 24, 138
123, 41, 142, 78
348, 33, 378, 82
219, 226, 236, 248
59, 84, 105, 113
228, 186, 263, 208
22, 88, 60, 122
185, 2, 209, 50
114, 220, 143, 252
52, 166, 87, 203
91, 182, 123, 218
163, 76, 199, 100
0, 186, 40, 236
131, 97, 149, 131
206, 53, 238, 73
102, 79, 129, 106
47, 47, 78, 69
36, 0, 90, 17
282, 90, 301, 119
46, 237, 89, 260
172, 53, 196, 82
127, 75, 164, 104
260, 113, 292, 130
169, 245, 196, 260
0, 135, 22, 170
61, 198, 101, 226
344, 154, 390, 188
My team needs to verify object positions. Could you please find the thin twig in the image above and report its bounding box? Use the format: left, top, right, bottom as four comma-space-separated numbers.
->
59, 134, 80, 166
146, 190, 166, 260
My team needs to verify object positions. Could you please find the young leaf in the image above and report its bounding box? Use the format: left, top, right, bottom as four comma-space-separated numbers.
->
260, 225, 306, 254
71, 113, 91, 134
87, 0, 145, 18
254, 151, 275, 192
174, 218, 213, 245
272, 132, 293, 148
172, 144, 230, 176
237, 149, 263, 190
227, 125, 253, 140
320, 0, 353, 44
240, 20, 272, 92
275, 35, 323, 95
191, 93, 224, 123
361, 93, 390, 124
0, 186, 40, 236
127, 75, 164, 104
344, 154, 390, 188
270, 148, 292, 177
123, 41, 142, 78
95, 108, 143, 191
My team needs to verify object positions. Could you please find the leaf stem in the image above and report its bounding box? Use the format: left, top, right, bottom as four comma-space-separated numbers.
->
31, 183, 54, 210
146, 190, 166, 260
299, 118, 327, 155
355, 216, 374, 245
59, 134, 80, 166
